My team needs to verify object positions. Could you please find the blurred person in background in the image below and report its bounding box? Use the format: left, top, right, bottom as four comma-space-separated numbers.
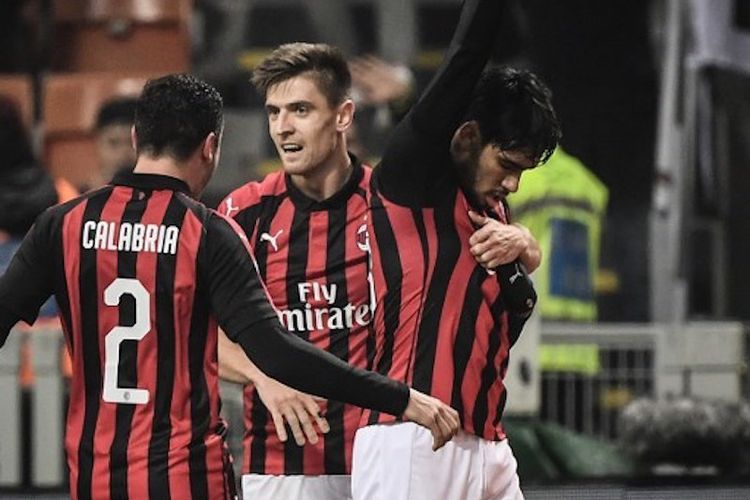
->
0, 92, 61, 487
0, 94, 58, 242
508, 147, 608, 321
91, 97, 138, 188
346, 54, 416, 162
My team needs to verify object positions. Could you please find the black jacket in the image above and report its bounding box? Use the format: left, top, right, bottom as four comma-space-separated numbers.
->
0, 162, 58, 237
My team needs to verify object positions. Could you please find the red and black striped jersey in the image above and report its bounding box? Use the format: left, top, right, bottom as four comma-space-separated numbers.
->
0, 173, 255, 500
0, 171, 410, 500
220, 158, 374, 475
364, 187, 522, 441
361, 0, 529, 441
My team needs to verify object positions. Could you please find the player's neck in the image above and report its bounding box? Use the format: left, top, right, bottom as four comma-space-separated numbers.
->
133, 156, 195, 193
290, 145, 352, 201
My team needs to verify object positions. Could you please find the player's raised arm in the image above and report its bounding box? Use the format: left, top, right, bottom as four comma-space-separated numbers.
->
409, 0, 502, 142
376, 0, 502, 203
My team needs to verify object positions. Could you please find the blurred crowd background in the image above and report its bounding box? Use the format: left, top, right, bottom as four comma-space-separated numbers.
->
1, 0, 750, 497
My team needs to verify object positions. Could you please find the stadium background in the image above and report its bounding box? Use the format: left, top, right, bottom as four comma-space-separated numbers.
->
1, 0, 750, 498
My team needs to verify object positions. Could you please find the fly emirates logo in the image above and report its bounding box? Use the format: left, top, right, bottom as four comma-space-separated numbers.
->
278, 282, 372, 332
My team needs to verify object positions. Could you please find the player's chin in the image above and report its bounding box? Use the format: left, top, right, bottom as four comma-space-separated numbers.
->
279, 157, 307, 174
483, 194, 504, 209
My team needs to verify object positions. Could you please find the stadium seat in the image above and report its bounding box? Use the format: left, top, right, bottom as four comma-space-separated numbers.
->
43, 72, 151, 187
51, 0, 191, 72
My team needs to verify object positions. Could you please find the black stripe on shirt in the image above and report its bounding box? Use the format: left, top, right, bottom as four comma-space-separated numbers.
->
282, 208, 310, 474
110, 189, 148, 500
323, 207, 348, 474
76, 189, 112, 500
449, 266, 486, 419
412, 193, 461, 394
367, 191, 403, 424
188, 239, 211, 500
247, 195, 285, 473
148, 195, 187, 499
472, 295, 504, 435
52, 209, 74, 355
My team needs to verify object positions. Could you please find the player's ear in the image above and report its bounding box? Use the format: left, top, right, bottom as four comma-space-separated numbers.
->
130, 125, 138, 152
336, 99, 355, 133
457, 121, 481, 146
202, 132, 220, 162
451, 121, 482, 162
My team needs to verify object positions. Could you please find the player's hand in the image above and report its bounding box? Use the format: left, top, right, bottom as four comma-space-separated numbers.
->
349, 55, 414, 105
403, 388, 460, 451
255, 375, 330, 446
468, 211, 528, 270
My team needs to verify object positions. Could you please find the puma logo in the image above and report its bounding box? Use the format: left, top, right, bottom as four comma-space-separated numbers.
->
260, 229, 284, 252
224, 197, 239, 217
508, 264, 524, 284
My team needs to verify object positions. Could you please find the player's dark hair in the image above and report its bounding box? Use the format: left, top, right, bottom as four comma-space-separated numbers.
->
134, 74, 223, 161
465, 67, 561, 165
95, 97, 137, 131
251, 42, 351, 106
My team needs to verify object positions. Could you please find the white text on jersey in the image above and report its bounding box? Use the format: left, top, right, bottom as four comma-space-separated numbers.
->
277, 281, 372, 332
82, 221, 179, 255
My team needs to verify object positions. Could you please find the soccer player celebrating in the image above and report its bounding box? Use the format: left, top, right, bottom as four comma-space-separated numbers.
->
352, 0, 561, 498
216, 43, 375, 500
217, 41, 533, 500
0, 74, 459, 500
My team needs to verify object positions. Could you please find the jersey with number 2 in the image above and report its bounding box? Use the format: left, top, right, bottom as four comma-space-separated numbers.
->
0, 172, 280, 500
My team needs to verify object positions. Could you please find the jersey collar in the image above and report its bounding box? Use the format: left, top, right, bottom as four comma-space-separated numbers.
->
285, 153, 364, 212
112, 172, 192, 195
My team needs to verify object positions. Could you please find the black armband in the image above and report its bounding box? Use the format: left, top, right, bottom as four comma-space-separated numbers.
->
497, 261, 537, 317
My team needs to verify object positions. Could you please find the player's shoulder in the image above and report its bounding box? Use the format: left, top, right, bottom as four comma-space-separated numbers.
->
204, 208, 253, 251
42, 184, 110, 220
218, 171, 287, 218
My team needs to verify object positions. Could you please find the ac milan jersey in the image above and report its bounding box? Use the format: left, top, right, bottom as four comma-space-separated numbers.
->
0, 171, 409, 500
0, 173, 252, 500
362, 0, 530, 441
220, 158, 374, 475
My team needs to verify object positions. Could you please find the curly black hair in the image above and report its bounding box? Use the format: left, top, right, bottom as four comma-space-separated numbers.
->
134, 74, 223, 161
464, 67, 561, 165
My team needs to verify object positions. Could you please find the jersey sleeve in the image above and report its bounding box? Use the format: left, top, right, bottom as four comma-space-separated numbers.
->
203, 212, 410, 416
203, 212, 279, 333
375, 0, 502, 206
0, 212, 55, 347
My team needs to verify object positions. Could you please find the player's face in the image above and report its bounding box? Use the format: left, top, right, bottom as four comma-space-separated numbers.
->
97, 123, 136, 180
265, 74, 348, 177
471, 145, 536, 208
